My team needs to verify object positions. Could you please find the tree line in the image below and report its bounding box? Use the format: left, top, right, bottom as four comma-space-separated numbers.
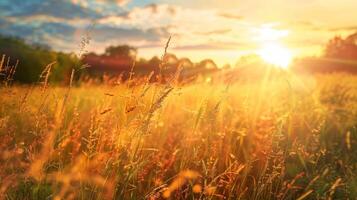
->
0, 35, 80, 83
0, 35, 219, 84
1, 31, 357, 83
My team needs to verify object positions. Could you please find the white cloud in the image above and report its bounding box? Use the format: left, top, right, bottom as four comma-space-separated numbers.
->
72, 0, 131, 7
97, 0, 131, 6
97, 4, 255, 51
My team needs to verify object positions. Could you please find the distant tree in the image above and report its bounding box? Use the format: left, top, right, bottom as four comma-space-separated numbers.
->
222, 64, 231, 69
32, 42, 52, 51
197, 59, 217, 69
235, 54, 264, 68
163, 53, 178, 63
325, 32, 357, 60
0, 35, 78, 83
162, 53, 179, 70
104, 45, 137, 59
148, 56, 161, 69
0, 36, 53, 83
178, 58, 194, 68
51, 53, 79, 83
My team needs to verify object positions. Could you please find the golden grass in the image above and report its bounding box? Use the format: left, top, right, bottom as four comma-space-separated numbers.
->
0, 72, 357, 199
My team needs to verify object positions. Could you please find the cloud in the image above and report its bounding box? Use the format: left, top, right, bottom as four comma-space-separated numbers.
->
98, 4, 178, 30
113, 0, 131, 6
328, 26, 357, 32
218, 12, 243, 20
89, 0, 131, 7
2, 0, 354, 65
0, 0, 257, 64
96, 3, 253, 48
173, 42, 250, 50
1, 0, 101, 19
90, 25, 170, 43
195, 29, 232, 35
0, 18, 36, 39
0, 17, 76, 48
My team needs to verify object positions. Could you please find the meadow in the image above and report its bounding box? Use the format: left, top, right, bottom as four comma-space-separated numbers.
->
1, 62, 357, 200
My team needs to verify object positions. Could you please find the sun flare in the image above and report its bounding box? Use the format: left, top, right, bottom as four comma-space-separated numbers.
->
258, 43, 293, 69
256, 26, 293, 69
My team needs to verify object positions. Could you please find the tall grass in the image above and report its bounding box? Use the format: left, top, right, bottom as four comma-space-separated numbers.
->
0, 66, 357, 199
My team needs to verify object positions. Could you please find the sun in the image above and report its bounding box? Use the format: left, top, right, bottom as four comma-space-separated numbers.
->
255, 25, 293, 69
258, 43, 293, 69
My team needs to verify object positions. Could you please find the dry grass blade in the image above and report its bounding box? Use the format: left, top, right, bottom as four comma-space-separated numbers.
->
0, 55, 18, 86
39, 61, 56, 90
0, 54, 4, 72
128, 60, 136, 82
346, 131, 351, 150
162, 36, 171, 61
162, 170, 200, 198
328, 178, 342, 199
104, 93, 115, 96
100, 108, 112, 115
140, 86, 173, 134
297, 190, 314, 200
158, 36, 172, 79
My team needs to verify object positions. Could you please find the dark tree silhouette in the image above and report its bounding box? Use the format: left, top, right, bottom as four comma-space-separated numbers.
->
163, 53, 178, 65
197, 59, 217, 69
104, 45, 137, 59
325, 32, 357, 60
178, 58, 194, 68
0, 35, 78, 83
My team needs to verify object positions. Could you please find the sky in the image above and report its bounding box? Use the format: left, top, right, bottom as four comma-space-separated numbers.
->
0, 0, 356, 66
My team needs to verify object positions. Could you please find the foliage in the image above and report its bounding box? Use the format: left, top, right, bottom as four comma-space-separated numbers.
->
325, 32, 357, 60
0, 35, 79, 84
104, 45, 137, 59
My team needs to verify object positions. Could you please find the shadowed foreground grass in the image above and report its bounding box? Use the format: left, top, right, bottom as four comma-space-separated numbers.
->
0, 73, 357, 199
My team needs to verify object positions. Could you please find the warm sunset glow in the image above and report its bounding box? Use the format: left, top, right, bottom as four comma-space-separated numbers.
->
256, 26, 293, 68
257, 26, 289, 41
258, 43, 293, 68
2, 1, 357, 199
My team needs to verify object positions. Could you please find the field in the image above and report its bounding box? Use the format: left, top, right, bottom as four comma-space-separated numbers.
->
1, 71, 357, 200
